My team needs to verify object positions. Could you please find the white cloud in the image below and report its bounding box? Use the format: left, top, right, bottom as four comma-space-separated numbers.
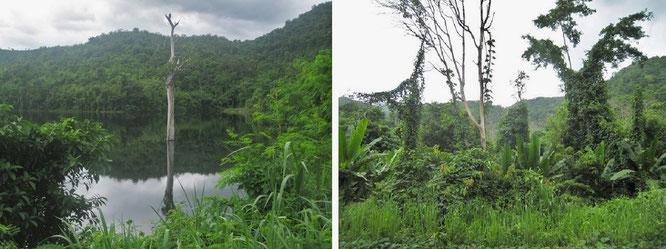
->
0, 0, 328, 49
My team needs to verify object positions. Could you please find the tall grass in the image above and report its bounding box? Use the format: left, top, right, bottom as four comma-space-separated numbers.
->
341, 198, 401, 240
341, 189, 666, 247
341, 198, 440, 241
442, 189, 666, 247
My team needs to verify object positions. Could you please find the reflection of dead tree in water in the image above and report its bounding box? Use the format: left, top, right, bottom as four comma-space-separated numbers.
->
356, 42, 426, 151
162, 140, 175, 214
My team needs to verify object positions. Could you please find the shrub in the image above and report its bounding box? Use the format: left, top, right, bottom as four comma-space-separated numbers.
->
0, 104, 112, 246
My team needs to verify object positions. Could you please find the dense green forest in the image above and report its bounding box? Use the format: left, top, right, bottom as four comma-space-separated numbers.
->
0, 2, 331, 115
0, 2, 331, 248
340, 0, 666, 248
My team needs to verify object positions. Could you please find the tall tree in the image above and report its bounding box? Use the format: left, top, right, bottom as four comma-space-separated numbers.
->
164, 13, 184, 141
522, 0, 652, 150
631, 85, 646, 145
380, 0, 496, 149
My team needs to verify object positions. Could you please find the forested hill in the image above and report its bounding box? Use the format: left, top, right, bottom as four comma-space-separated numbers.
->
607, 56, 666, 102
0, 2, 331, 114
606, 56, 666, 117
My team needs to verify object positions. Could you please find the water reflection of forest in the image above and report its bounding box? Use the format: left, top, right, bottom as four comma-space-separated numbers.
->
16, 111, 256, 181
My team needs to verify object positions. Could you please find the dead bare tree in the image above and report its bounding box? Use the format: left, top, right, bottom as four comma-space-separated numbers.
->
164, 13, 184, 141
380, 0, 495, 149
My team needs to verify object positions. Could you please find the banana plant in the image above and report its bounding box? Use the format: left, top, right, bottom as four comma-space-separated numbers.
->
515, 134, 559, 176
339, 118, 385, 172
340, 118, 401, 202
368, 149, 402, 182
606, 139, 666, 182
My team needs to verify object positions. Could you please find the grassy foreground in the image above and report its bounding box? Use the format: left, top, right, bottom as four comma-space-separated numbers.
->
341, 188, 666, 248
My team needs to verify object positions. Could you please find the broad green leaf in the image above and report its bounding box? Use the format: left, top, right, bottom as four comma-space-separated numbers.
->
610, 169, 635, 181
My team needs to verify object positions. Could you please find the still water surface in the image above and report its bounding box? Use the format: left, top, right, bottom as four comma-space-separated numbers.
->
17, 111, 253, 231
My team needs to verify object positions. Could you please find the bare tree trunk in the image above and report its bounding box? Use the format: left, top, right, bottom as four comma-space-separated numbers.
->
165, 14, 180, 141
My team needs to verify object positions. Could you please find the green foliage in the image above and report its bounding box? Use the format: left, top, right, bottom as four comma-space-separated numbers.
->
0, 104, 112, 246
496, 101, 529, 149
513, 134, 559, 177
523, 1, 652, 150
339, 100, 401, 152
378, 147, 443, 203
0, 3, 331, 115
339, 118, 400, 202
340, 198, 401, 241
644, 103, 666, 154
499, 144, 513, 176
607, 139, 666, 190
221, 49, 331, 201
607, 56, 666, 104
339, 119, 383, 172
425, 149, 499, 206
216, 49, 331, 247
420, 103, 479, 152
631, 85, 646, 144
541, 101, 569, 146
533, 0, 596, 49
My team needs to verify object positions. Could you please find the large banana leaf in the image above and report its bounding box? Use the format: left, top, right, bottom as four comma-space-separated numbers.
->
339, 118, 387, 172
610, 169, 635, 181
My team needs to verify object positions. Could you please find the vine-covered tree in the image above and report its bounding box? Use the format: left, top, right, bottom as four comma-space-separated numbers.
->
358, 43, 426, 150
380, 0, 496, 149
522, 0, 652, 150
631, 85, 646, 145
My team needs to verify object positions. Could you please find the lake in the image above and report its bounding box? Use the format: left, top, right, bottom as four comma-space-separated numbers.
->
16, 111, 254, 232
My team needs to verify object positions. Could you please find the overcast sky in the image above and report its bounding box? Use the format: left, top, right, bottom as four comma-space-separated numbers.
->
334, 0, 666, 107
0, 0, 328, 50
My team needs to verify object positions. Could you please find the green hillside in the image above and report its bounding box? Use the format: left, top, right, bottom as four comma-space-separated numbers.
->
607, 56, 666, 118
0, 2, 331, 115
607, 56, 666, 102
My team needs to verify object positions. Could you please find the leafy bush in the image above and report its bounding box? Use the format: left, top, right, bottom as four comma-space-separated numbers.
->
217, 50, 332, 247
377, 147, 443, 203
425, 148, 502, 207
0, 104, 112, 246
420, 103, 479, 152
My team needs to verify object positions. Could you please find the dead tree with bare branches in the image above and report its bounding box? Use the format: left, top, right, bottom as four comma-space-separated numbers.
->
380, 0, 496, 149
164, 13, 184, 141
